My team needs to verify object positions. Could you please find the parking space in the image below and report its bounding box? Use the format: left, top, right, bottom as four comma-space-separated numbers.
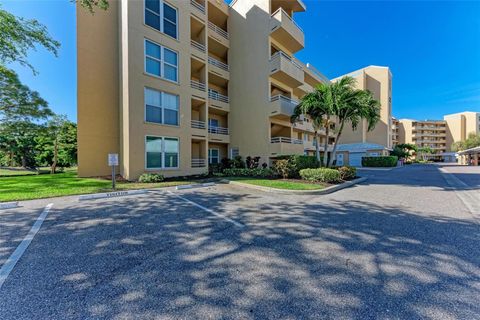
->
1, 165, 480, 319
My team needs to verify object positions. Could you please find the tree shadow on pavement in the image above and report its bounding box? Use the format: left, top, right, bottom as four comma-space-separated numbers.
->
1, 189, 479, 320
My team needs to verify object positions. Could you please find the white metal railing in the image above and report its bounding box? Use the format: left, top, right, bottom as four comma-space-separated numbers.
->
208, 89, 229, 103
208, 126, 229, 135
208, 56, 229, 71
191, 0, 205, 14
191, 159, 206, 168
191, 80, 206, 91
306, 62, 330, 83
191, 40, 206, 53
270, 137, 303, 145
191, 120, 206, 129
270, 94, 299, 106
270, 51, 303, 70
208, 21, 229, 40
271, 8, 303, 32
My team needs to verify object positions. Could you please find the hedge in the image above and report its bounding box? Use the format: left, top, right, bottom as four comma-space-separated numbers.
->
362, 156, 398, 167
273, 155, 318, 178
223, 168, 276, 178
299, 168, 342, 183
138, 173, 165, 183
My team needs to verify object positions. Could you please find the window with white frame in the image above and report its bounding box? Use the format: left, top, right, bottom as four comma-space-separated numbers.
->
145, 136, 179, 169
209, 148, 219, 164
145, 0, 178, 39
145, 39, 178, 82
145, 88, 179, 125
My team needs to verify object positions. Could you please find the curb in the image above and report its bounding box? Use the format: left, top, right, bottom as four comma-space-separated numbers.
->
0, 202, 19, 210
222, 177, 367, 195
176, 182, 216, 190
79, 189, 149, 201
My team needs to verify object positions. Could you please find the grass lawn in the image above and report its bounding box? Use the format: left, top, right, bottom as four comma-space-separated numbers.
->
227, 177, 325, 190
0, 167, 77, 177
0, 171, 193, 202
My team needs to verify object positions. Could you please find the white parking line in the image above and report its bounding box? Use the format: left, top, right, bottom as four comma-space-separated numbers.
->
0, 203, 53, 290
166, 191, 244, 228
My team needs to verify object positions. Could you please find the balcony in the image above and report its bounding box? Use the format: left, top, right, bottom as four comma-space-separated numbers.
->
191, 158, 207, 168
208, 21, 229, 48
191, 40, 206, 54
270, 51, 304, 88
191, 80, 207, 97
270, 136, 304, 155
270, 8, 305, 53
293, 82, 314, 97
208, 56, 229, 80
208, 89, 229, 110
269, 95, 298, 120
191, 0, 206, 16
208, 126, 230, 143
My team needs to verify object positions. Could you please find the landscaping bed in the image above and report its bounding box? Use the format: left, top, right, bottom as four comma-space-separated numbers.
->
226, 177, 327, 190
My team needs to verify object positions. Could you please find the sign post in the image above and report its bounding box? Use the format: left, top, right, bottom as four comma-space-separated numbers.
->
108, 153, 119, 190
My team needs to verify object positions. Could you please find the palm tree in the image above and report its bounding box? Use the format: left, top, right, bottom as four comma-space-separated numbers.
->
327, 77, 381, 167
291, 87, 331, 166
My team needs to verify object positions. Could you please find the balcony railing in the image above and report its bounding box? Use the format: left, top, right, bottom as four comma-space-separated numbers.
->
208, 56, 229, 71
270, 51, 303, 70
191, 120, 206, 129
271, 137, 303, 145
270, 94, 299, 106
306, 63, 330, 83
191, 158, 206, 168
191, 0, 205, 14
208, 126, 229, 135
191, 80, 206, 92
208, 21, 229, 40
208, 89, 229, 103
191, 40, 206, 53
271, 8, 303, 32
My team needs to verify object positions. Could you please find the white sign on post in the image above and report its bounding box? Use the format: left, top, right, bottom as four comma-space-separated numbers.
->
108, 153, 119, 166
108, 153, 119, 190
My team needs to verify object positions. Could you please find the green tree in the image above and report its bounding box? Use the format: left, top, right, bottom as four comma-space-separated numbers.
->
452, 132, 480, 151
291, 88, 331, 166
0, 121, 41, 168
76, 0, 109, 13
417, 146, 435, 161
328, 77, 381, 167
0, 5, 58, 120
35, 116, 77, 173
395, 143, 418, 161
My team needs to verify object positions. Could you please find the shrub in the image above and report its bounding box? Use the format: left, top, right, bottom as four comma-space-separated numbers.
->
223, 168, 276, 178
291, 155, 319, 171
273, 155, 318, 178
299, 168, 342, 183
138, 173, 164, 183
261, 162, 268, 169
246, 156, 261, 169
361, 156, 398, 167
272, 159, 294, 179
337, 166, 357, 180
220, 157, 232, 170
231, 156, 246, 168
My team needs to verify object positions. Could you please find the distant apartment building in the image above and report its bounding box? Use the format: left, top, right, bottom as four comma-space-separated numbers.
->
330, 66, 393, 166
391, 117, 399, 146
77, 0, 332, 180
393, 111, 479, 161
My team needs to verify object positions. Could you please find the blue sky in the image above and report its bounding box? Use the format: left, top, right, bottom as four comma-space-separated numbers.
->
3, 0, 480, 122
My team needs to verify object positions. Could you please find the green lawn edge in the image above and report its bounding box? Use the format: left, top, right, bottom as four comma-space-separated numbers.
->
0, 172, 193, 202
226, 177, 325, 190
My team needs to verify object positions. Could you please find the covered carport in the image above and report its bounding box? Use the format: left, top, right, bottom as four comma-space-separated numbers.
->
457, 146, 480, 166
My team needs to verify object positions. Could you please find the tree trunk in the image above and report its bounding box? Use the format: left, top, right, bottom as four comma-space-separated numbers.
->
51, 137, 58, 174
314, 131, 321, 166
328, 121, 345, 167
323, 116, 330, 167
9, 151, 14, 167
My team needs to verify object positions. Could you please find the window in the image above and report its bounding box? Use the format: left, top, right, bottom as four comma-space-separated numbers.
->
145, 136, 179, 169
209, 149, 219, 164
145, 0, 178, 39
145, 88, 179, 125
145, 39, 178, 82
209, 118, 219, 128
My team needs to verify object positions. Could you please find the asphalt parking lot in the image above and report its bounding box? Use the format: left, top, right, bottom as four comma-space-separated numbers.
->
0, 164, 479, 319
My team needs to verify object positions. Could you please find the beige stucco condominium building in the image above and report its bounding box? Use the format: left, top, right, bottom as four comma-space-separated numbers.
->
396, 111, 480, 160
77, 0, 335, 180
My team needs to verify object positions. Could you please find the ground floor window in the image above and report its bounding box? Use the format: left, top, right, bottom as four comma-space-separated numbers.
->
145, 136, 179, 169
209, 148, 219, 164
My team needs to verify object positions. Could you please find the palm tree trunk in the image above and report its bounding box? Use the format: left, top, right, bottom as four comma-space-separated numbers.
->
328, 121, 345, 167
323, 116, 330, 167
314, 130, 320, 165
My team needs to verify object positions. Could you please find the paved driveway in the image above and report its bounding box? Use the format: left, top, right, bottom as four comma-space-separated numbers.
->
0, 164, 479, 319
